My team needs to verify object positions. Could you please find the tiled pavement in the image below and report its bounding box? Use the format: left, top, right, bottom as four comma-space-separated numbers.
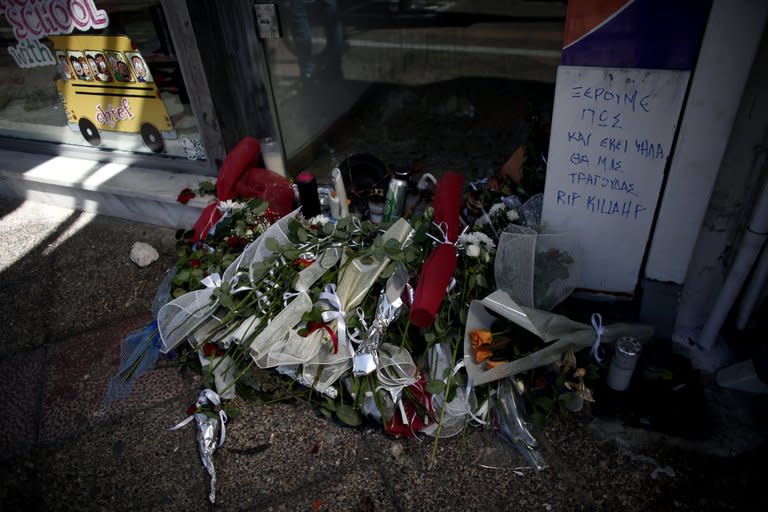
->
1, 197, 767, 511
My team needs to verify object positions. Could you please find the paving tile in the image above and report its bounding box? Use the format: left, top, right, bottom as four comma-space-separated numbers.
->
39, 315, 189, 443
213, 399, 371, 508
0, 347, 45, 458
35, 394, 206, 512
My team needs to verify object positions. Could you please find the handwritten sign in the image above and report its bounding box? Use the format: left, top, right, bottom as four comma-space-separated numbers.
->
542, 66, 689, 293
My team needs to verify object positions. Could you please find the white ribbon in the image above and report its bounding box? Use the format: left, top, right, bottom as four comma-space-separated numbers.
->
451, 360, 489, 425
282, 290, 301, 306
590, 313, 605, 364
347, 308, 368, 345
201, 272, 252, 295
320, 283, 350, 354
376, 344, 419, 426
426, 221, 451, 245
201, 273, 222, 289
169, 388, 228, 446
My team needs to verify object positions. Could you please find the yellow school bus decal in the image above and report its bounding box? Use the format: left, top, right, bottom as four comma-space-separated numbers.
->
49, 34, 176, 153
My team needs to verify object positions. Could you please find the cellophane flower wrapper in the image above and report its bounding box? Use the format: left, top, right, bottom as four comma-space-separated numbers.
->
198, 352, 238, 400
196, 411, 222, 503
157, 210, 301, 354
494, 377, 547, 471
300, 219, 413, 395
493, 226, 580, 311
421, 341, 484, 438
103, 266, 177, 408
464, 290, 654, 385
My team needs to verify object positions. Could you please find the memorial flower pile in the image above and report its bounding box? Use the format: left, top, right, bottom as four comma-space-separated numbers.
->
109, 139, 653, 503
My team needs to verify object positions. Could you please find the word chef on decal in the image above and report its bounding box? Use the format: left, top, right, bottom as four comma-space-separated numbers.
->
95, 98, 135, 128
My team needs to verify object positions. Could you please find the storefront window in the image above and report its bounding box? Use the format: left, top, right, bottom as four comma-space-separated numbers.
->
0, 0, 207, 160
263, 0, 565, 176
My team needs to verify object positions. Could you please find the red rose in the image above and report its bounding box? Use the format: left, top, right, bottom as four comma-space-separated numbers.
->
263, 208, 280, 224
177, 188, 196, 204
385, 371, 434, 438
226, 236, 247, 248
187, 404, 197, 415
190, 259, 201, 269
202, 343, 225, 358
293, 257, 314, 269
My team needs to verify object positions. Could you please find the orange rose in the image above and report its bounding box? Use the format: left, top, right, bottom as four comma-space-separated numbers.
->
470, 329, 493, 350
473, 347, 492, 364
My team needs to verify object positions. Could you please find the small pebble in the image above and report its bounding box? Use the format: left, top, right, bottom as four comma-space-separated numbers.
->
391, 443, 403, 458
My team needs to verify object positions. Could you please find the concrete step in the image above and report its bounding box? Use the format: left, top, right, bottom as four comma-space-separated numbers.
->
0, 148, 211, 229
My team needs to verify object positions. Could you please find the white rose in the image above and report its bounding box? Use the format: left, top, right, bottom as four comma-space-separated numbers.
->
466, 244, 481, 258
507, 209, 520, 222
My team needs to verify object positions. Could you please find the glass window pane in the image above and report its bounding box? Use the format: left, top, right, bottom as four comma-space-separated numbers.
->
264, 0, 564, 176
0, 1, 207, 160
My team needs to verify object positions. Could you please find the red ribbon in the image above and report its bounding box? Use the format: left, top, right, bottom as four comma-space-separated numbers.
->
191, 137, 293, 242
306, 320, 339, 354
409, 172, 463, 329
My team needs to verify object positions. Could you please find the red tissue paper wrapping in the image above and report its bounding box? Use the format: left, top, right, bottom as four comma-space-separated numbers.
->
192, 137, 293, 241
409, 172, 463, 329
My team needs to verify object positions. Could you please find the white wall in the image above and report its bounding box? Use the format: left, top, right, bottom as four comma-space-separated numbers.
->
644, 0, 768, 285
673, 27, 768, 346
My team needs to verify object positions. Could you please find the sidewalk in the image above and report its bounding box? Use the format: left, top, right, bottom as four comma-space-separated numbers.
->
1, 197, 766, 511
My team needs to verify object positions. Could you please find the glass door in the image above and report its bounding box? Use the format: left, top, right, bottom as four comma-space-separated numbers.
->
261, 0, 566, 178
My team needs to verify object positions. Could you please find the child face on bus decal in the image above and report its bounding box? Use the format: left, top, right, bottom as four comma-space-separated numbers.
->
58, 55, 73, 78
71, 57, 83, 77
131, 56, 146, 79
95, 54, 109, 73
78, 57, 91, 78
117, 61, 132, 80
87, 56, 98, 74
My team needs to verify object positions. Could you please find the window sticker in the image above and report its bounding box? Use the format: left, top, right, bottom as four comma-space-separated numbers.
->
66, 50, 93, 81
1, 0, 110, 69
84, 49, 112, 82
55, 50, 74, 81
124, 51, 153, 83
105, 50, 134, 82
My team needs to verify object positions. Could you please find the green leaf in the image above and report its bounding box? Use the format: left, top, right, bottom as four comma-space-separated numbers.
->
373, 248, 386, 261
336, 216, 352, 230
198, 181, 215, 194
176, 270, 190, 283
252, 199, 268, 215
335, 404, 362, 426
426, 379, 446, 394
475, 273, 488, 289
321, 223, 334, 236
265, 237, 281, 252
222, 404, 241, 420
424, 332, 436, 343
381, 262, 397, 279
333, 229, 347, 240
297, 227, 308, 243
284, 248, 300, 260
384, 238, 401, 251
435, 314, 447, 335
323, 397, 337, 412
172, 287, 187, 298
346, 314, 360, 330
405, 245, 421, 263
